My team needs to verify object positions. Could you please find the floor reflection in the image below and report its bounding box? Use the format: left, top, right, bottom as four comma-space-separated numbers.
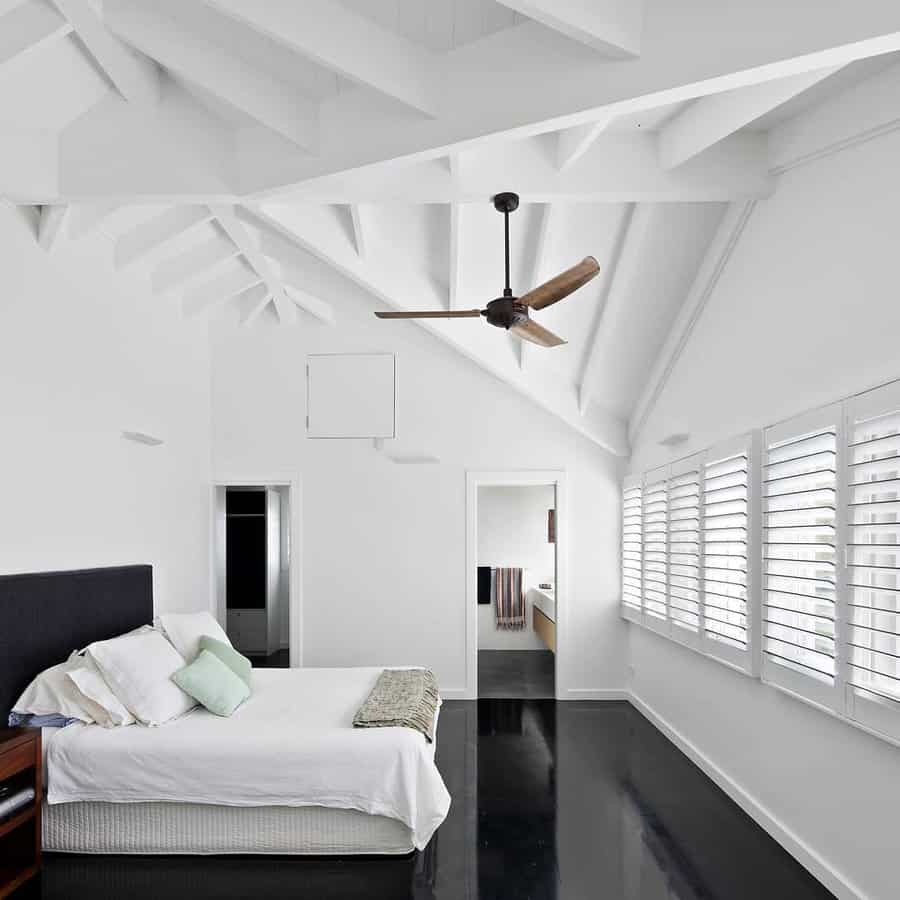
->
37, 700, 835, 900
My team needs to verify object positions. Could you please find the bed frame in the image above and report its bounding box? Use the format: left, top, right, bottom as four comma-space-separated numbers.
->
0, 565, 153, 721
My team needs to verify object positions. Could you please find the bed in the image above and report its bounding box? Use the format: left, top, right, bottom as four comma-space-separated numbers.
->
0, 566, 449, 857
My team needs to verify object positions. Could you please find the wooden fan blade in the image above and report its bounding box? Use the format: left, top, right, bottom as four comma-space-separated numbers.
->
510, 318, 566, 347
374, 309, 482, 319
520, 256, 600, 310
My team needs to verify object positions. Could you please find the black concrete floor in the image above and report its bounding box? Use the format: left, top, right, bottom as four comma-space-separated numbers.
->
32, 700, 834, 900
478, 649, 555, 698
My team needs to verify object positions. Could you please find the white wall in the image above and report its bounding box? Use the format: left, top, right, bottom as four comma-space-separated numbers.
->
477, 484, 555, 650
210, 257, 625, 699
627, 124, 900, 900
0, 204, 212, 614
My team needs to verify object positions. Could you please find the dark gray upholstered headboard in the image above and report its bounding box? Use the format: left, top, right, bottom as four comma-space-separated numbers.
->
0, 565, 153, 720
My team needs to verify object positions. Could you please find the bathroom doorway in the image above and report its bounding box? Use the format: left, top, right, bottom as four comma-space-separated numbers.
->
466, 471, 565, 700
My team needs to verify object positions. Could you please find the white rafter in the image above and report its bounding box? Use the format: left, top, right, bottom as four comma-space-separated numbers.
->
238, 284, 274, 326
182, 260, 261, 318
578, 203, 653, 415
67, 203, 124, 240
659, 65, 845, 168
51, 0, 158, 105
104, 0, 317, 151
211, 203, 333, 325
349, 204, 368, 260
557, 118, 612, 171
37, 204, 69, 250
628, 201, 756, 444
114, 206, 212, 269
496, 0, 643, 57
0, 0, 71, 70
201, 0, 437, 117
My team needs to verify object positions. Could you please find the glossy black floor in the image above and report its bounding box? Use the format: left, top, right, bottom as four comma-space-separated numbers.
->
478, 650, 555, 698
30, 701, 834, 900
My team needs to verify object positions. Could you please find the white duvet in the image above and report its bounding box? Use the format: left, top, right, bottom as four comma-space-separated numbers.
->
47, 667, 450, 850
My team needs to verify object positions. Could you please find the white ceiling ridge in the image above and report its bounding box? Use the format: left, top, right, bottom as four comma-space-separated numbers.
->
244, 202, 629, 457
0, 0, 72, 70
251, 7, 900, 193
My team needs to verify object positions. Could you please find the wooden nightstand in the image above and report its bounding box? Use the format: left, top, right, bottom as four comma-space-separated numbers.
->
0, 728, 41, 899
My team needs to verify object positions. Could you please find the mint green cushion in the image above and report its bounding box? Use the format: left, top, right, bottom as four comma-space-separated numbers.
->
199, 636, 252, 688
172, 650, 250, 717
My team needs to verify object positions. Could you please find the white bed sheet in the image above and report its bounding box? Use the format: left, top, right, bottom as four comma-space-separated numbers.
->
47, 667, 449, 850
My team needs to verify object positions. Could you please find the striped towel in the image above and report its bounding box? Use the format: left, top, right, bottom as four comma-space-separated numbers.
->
494, 567, 525, 630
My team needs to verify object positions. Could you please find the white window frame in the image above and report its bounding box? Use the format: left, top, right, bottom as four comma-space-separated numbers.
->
668, 452, 703, 653
641, 465, 670, 638
621, 474, 643, 625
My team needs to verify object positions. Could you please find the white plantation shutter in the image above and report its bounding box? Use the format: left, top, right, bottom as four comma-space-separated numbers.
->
844, 381, 900, 740
621, 475, 643, 623
642, 466, 669, 630
668, 454, 702, 646
762, 406, 840, 708
701, 436, 756, 669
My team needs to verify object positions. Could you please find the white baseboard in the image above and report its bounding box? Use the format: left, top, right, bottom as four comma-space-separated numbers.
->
561, 688, 629, 701
629, 693, 866, 900
438, 688, 470, 700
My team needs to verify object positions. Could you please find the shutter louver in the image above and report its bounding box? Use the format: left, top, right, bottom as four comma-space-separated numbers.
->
845, 383, 900, 739
642, 468, 668, 624
622, 477, 643, 621
762, 408, 839, 705
669, 457, 702, 637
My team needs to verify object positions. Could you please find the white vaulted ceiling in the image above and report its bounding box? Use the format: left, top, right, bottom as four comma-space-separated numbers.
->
4, 0, 900, 455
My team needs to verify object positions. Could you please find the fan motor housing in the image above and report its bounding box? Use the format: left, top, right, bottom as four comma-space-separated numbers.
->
485, 297, 528, 330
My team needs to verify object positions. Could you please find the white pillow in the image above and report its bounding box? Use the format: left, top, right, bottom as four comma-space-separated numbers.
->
156, 611, 231, 662
66, 654, 135, 728
87, 630, 196, 726
13, 658, 100, 724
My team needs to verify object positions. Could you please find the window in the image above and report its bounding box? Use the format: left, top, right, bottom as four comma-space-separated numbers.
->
702, 437, 756, 670
621, 476, 643, 623
761, 407, 840, 710
621, 380, 900, 744
642, 467, 669, 630
844, 381, 900, 741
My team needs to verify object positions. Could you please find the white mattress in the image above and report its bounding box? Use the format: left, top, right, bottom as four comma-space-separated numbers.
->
47, 667, 449, 852
43, 799, 414, 855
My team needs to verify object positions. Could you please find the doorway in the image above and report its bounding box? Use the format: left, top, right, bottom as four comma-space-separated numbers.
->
213, 482, 295, 668
466, 471, 566, 700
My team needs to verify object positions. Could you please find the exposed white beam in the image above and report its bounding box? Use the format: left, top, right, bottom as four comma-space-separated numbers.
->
182, 261, 261, 318
283, 283, 337, 326
239, 284, 274, 326
211, 204, 328, 325
52, 0, 158, 105
496, 0, 642, 57
659, 65, 844, 168
557, 118, 611, 171
37, 204, 68, 250
628, 201, 756, 445
104, 0, 317, 151
151, 232, 240, 294
280, 133, 771, 204
579, 203, 654, 415
246, 203, 629, 456
0, 0, 71, 70
348, 204, 368, 259
114, 206, 212, 269
201, 0, 437, 116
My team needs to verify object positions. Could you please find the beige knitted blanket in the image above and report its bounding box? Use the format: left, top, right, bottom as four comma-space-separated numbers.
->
352, 668, 440, 743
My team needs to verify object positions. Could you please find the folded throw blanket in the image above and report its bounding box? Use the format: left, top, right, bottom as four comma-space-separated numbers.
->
353, 668, 440, 743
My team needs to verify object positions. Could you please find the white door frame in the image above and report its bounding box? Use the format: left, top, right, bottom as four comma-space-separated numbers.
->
211, 472, 303, 668
465, 470, 568, 700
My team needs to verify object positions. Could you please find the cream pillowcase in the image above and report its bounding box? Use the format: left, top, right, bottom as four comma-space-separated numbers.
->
156, 611, 232, 662
12, 658, 100, 724
66, 653, 135, 728
87, 630, 196, 726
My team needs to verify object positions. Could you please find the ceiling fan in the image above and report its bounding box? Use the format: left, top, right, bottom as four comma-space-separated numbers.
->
373, 192, 599, 347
